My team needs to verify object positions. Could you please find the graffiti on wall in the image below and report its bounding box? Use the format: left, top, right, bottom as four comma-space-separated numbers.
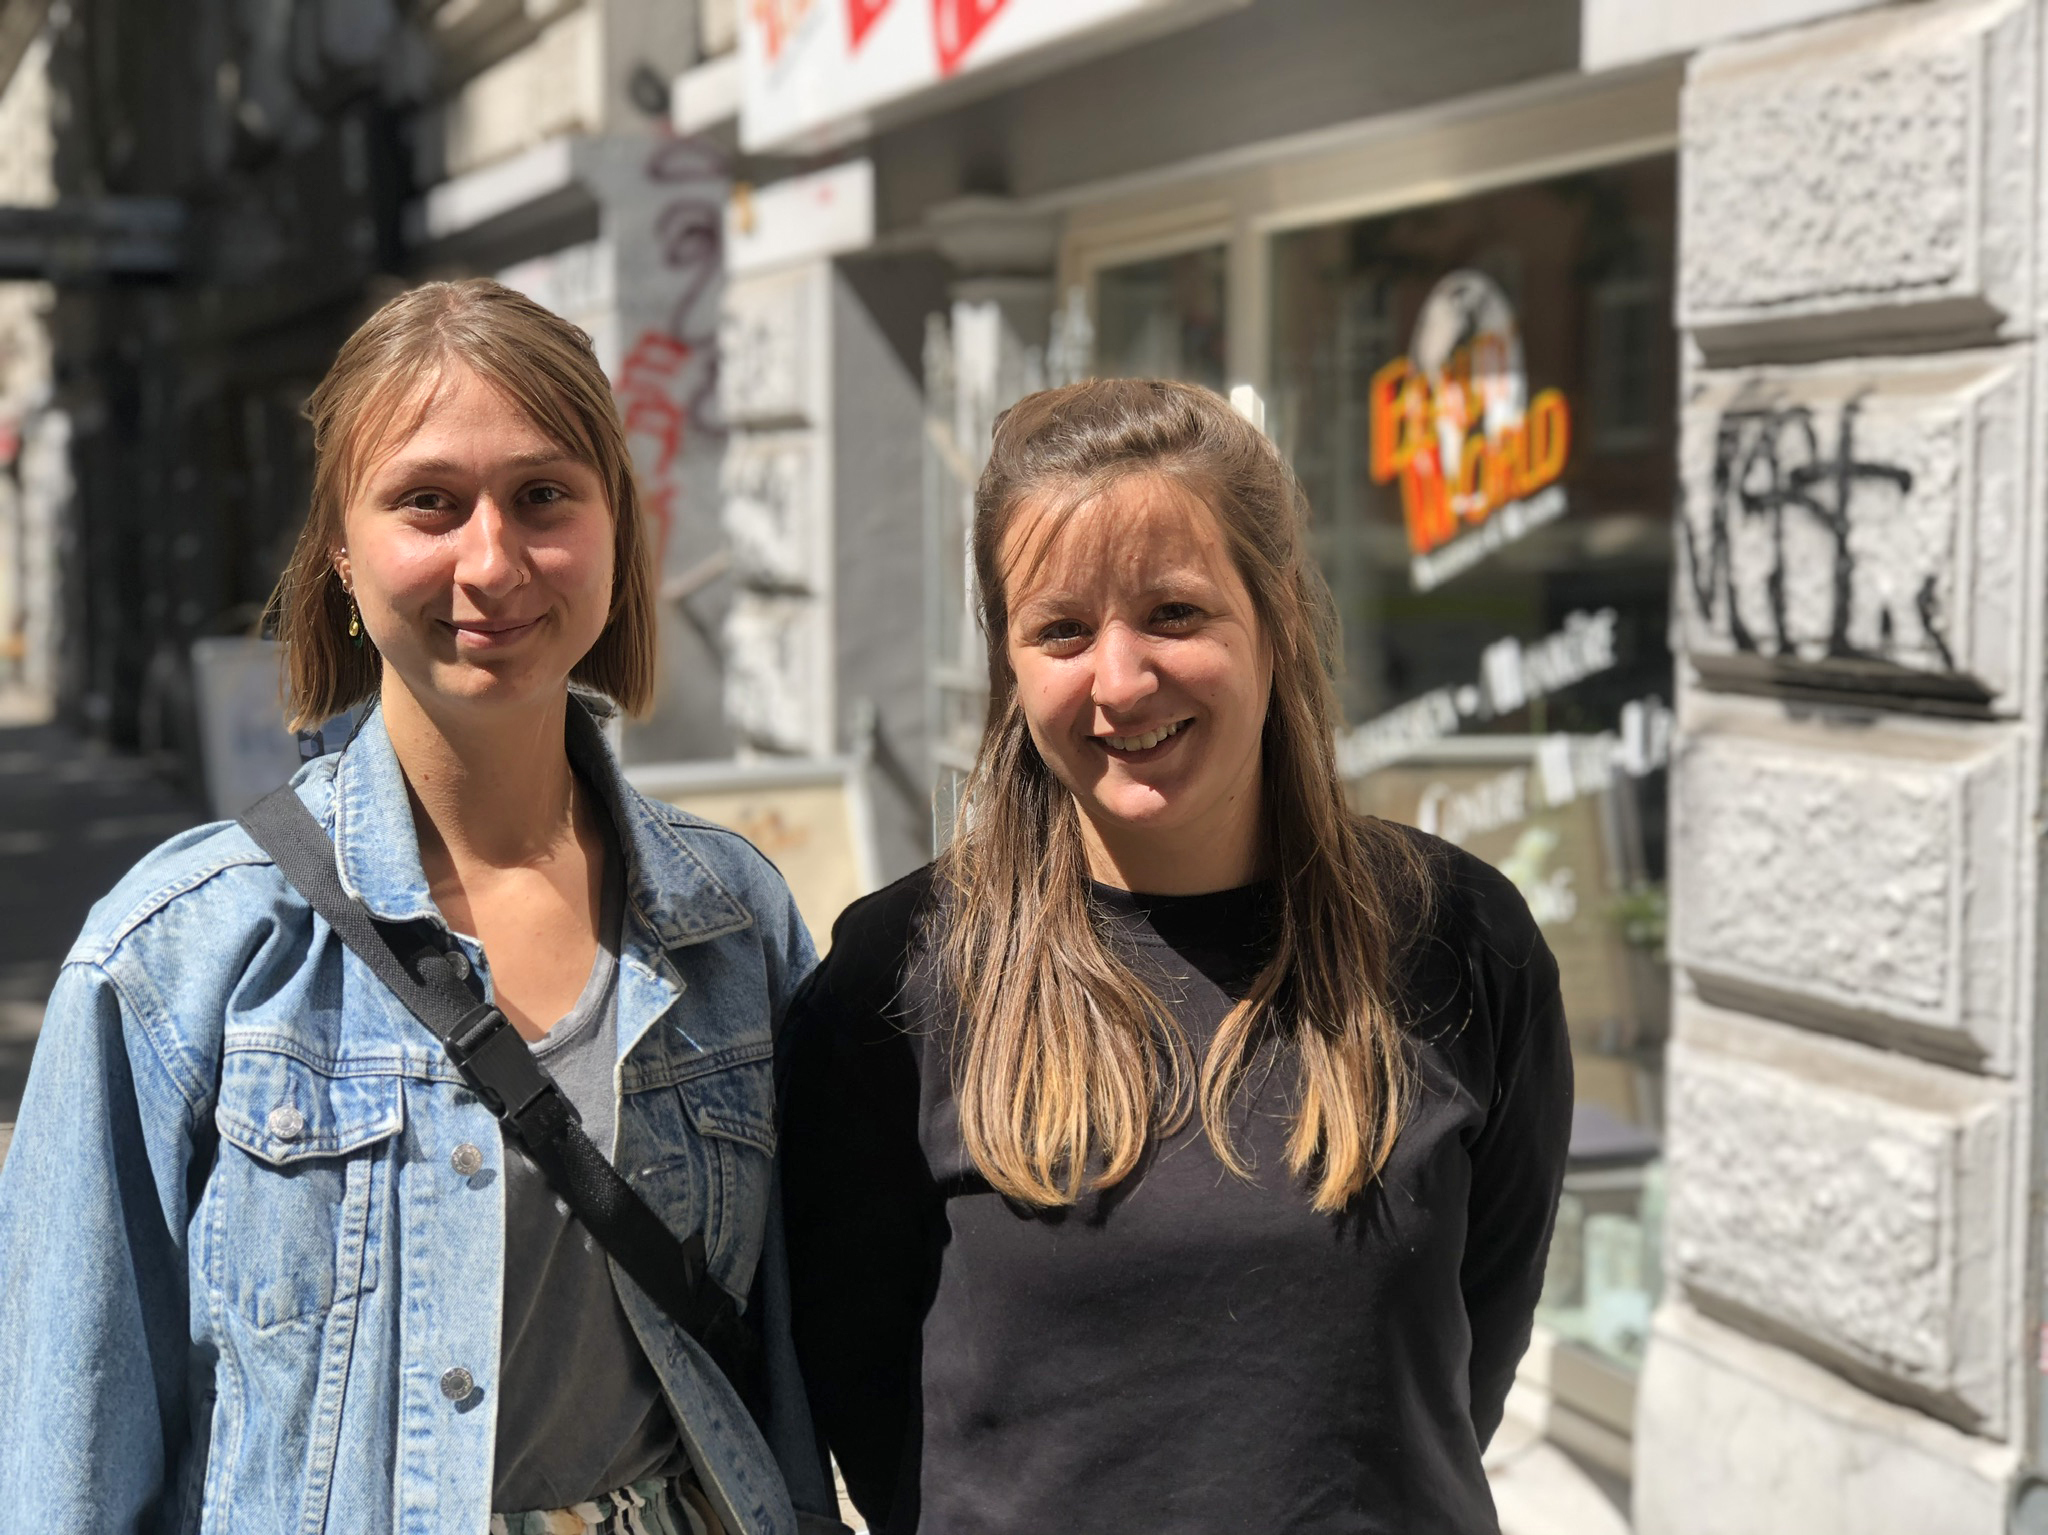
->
1678, 396, 1947, 672
618, 136, 729, 566
721, 434, 815, 588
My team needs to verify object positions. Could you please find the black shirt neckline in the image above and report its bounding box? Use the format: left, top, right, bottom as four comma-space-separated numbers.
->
1086, 877, 1279, 950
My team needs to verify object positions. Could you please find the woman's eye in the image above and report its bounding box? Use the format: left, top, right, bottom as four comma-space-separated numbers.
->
1153, 603, 1200, 628
400, 490, 455, 515
1037, 620, 1088, 648
526, 483, 567, 507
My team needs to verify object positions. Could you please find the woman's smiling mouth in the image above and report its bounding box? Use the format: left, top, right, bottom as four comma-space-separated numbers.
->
446, 615, 543, 647
1096, 718, 1193, 755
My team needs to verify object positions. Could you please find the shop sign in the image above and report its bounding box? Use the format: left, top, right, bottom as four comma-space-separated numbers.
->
1368, 270, 1572, 592
739, 0, 1240, 152
1335, 607, 1621, 778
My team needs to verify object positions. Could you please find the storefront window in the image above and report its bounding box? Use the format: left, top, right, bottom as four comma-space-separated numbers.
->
1093, 246, 1228, 391
1268, 156, 1677, 1372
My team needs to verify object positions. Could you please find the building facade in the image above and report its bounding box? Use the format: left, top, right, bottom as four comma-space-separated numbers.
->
1617, 3, 2048, 1531
0, 29, 61, 723
701, 0, 2048, 1528
13, 0, 2048, 1524
3, 0, 729, 780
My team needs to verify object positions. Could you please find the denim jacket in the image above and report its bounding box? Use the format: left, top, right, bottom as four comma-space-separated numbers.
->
0, 703, 844, 1535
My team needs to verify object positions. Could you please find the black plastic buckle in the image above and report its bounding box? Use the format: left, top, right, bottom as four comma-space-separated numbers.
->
445, 1003, 579, 1148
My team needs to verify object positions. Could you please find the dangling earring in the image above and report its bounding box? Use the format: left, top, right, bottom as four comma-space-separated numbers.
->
347, 595, 364, 648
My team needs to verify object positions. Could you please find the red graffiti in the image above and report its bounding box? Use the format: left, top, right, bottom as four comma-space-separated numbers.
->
618, 330, 696, 563
848, 0, 892, 46
615, 134, 729, 570
932, 0, 1007, 74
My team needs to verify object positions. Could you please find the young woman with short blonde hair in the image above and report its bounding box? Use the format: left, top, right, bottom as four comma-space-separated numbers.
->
0, 279, 839, 1535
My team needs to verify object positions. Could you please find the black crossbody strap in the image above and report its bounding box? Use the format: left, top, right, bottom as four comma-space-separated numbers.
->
238, 785, 763, 1414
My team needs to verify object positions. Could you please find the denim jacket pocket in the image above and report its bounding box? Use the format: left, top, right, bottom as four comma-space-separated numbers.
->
208, 1046, 405, 1331
625, 1037, 777, 1303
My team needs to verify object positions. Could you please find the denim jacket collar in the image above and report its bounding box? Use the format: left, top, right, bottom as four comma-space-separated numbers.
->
328, 696, 754, 962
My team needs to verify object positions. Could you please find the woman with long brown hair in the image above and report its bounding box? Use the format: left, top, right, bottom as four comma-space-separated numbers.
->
778, 378, 1572, 1534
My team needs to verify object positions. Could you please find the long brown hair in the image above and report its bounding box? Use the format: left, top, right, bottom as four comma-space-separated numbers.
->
270, 278, 657, 730
936, 378, 1432, 1214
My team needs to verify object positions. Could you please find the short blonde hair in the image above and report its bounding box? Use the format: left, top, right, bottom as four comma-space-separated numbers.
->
270, 278, 658, 730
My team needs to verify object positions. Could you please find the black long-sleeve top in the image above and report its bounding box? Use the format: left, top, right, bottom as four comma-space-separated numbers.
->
777, 833, 1572, 1535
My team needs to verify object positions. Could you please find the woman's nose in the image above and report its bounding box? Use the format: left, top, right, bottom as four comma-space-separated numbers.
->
453, 498, 525, 598
1092, 623, 1158, 711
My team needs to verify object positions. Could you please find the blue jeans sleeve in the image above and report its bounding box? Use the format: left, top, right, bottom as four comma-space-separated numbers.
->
0, 960, 207, 1530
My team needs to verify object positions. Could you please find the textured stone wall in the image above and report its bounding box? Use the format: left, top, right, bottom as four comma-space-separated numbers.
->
1664, 1005, 2012, 1430
1636, 1303, 2018, 1535
1680, 0, 2036, 357
1638, 0, 2043, 1529
1671, 711, 2020, 1063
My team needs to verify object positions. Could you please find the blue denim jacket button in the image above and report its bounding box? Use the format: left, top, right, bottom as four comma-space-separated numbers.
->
266, 1105, 305, 1141
440, 1367, 474, 1401
446, 950, 471, 981
450, 1143, 483, 1177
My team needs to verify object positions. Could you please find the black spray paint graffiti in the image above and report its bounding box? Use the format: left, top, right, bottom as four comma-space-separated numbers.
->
1679, 398, 1949, 669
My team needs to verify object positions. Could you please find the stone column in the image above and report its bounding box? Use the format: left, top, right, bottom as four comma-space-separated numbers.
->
919, 196, 1060, 818
1634, 2, 2044, 1531
719, 257, 838, 758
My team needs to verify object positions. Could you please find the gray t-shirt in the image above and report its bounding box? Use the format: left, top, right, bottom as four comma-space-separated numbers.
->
490, 839, 684, 1513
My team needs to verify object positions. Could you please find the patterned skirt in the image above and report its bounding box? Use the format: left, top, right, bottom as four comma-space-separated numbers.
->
490, 1472, 728, 1535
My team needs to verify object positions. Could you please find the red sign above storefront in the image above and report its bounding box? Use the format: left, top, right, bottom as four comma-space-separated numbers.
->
934, 0, 1012, 74
1368, 271, 1572, 591
848, 0, 893, 48
739, 0, 1243, 152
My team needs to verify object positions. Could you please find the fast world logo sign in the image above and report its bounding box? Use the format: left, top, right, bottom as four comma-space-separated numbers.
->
1368, 271, 1572, 592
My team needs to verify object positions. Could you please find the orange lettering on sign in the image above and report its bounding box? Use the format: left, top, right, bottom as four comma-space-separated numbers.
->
1527, 388, 1570, 487
1369, 360, 1573, 557
1369, 357, 1413, 483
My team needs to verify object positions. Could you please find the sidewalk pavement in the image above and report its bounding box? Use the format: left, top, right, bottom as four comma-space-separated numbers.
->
0, 721, 206, 1158
1486, 1410, 1635, 1535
